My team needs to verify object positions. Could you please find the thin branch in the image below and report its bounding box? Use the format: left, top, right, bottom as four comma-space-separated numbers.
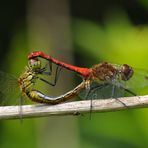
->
0, 95, 148, 120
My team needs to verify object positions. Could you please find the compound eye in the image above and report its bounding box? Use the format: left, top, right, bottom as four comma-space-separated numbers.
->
29, 58, 41, 70
121, 64, 134, 81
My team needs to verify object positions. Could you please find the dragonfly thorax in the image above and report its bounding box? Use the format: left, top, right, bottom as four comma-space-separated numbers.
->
91, 62, 118, 81
18, 68, 37, 94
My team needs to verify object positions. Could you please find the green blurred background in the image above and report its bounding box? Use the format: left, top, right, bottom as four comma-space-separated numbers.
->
0, 0, 148, 148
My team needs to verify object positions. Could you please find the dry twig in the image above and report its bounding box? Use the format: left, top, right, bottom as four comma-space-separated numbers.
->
0, 95, 148, 120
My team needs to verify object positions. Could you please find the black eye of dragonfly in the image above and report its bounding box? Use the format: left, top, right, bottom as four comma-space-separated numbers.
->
121, 64, 134, 81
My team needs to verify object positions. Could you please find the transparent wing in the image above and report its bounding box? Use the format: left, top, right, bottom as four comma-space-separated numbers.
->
78, 67, 148, 100
78, 81, 126, 100
0, 71, 20, 105
125, 68, 148, 95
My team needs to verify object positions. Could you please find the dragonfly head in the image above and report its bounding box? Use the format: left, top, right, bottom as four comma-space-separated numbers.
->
28, 58, 41, 72
120, 64, 134, 81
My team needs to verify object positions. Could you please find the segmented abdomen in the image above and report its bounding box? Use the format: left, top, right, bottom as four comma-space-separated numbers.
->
26, 81, 85, 105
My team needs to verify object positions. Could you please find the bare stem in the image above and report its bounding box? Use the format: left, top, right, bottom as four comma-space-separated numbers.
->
0, 95, 148, 120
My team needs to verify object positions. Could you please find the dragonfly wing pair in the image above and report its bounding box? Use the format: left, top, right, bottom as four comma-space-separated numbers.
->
0, 71, 20, 105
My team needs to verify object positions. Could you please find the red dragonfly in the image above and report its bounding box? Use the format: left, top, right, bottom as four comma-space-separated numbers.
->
28, 51, 148, 105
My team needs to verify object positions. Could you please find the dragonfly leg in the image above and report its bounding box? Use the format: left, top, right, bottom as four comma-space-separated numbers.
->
84, 88, 93, 119
39, 77, 56, 86
84, 84, 108, 119
53, 65, 63, 86
39, 61, 52, 75
110, 85, 128, 107
122, 87, 137, 96
116, 97, 128, 107
39, 65, 63, 86
113, 85, 137, 107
